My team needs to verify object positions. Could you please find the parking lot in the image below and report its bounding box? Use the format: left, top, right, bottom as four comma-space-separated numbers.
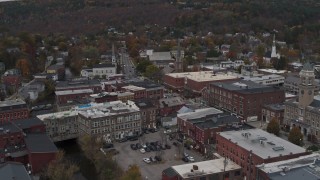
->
112, 129, 204, 180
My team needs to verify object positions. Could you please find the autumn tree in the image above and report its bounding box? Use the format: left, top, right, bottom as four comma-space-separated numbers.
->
288, 126, 304, 146
145, 64, 160, 79
46, 150, 79, 180
120, 165, 142, 180
266, 117, 280, 136
16, 58, 30, 77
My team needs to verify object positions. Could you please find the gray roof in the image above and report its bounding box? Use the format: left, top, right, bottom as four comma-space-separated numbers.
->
56, 79, 100, 88
218, 129, 306, 159
211, 80, 283, 94
263, 103, 285, 111
25, 134, 58, 153
149, 52, 173, 61
132, 99, 155, 109
14, 118, 44, 130
159, 96, 185, 108
92, 63, 115, 68
0, 162, 32, 180
193, 114, 241, 129
0, 99, 27, 111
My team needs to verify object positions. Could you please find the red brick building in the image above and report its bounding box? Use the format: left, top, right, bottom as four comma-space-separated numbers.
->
121, 85, 146, 99
0, 118, 58, 174
0, 99, 29, 124
204, 80, 285, 121
89, 92, 118, 103
177, 108, 242, 153
159, 96, 185, 116
261, 103, 285, 124
1, 75, 22, 92
216, 129, 309, 180
55, 89, 93, 104
163, 71, 238, 96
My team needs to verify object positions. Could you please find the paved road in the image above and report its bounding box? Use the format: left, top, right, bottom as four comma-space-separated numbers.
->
120, 52, 136, 79
113, 130, 203, 180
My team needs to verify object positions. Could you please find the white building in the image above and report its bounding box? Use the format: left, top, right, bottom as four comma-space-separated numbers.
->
81, 64, 116, 79
241, 74, 285, 86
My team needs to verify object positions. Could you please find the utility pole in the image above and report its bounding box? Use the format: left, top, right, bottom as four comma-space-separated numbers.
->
222, 156, 228, 180
248, 153, 252, 180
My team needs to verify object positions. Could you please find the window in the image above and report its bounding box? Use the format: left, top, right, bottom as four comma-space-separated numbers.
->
235, 170, 241, 176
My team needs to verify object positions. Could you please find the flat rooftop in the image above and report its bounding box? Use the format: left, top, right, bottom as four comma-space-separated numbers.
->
0, 99, 26, 109
55, 89, 93, 96
258, 69, 287, 74
258, 153, 320, 180
177, 108, 223, 121
212, 80, 283, 94
122, 85, 146, 91
78, 101, 139, 119
172, 158, 241, 179
37, 110, 78, 121
218, 129, 306, 159
166, 71, 238, 82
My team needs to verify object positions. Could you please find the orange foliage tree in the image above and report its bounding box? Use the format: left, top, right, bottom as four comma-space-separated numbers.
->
16, 58, 30, 76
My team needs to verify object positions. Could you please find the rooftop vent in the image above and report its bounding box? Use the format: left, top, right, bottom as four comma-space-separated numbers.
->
272, 146, 284, 151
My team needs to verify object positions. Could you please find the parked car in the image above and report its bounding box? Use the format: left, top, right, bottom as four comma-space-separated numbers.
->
177, 139, 183, 143
161, 145, 166, 150
103, 143, 114, 149
140, 148, 146, 153
136, 143, 142, 149
143, 158, 151, 164
182, 156, 189, 162
154, 156, 162, 162
173, 142, 178, 146
130, 144, 137, 150
184, 152, 189, 157
118, 137, 127, 143
142, 144, 147, 149
165, 144, 171, 149
149, 157, 157, 162
187, 156, 195, 162
145, 147, 151, 152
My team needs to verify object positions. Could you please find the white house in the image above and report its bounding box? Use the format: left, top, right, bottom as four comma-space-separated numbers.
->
81, 68, 93, 79
92, 64, 116, 78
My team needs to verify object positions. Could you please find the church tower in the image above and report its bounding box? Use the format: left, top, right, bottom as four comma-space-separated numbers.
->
271, 34, 278, 58
111, 43, 116, 65
298, 61, 316, 107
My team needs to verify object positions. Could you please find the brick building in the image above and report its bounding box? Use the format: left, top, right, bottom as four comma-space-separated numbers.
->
78, 101, 141, 141
55, 79, 102, 93
117, 92, 135, 102
129, 81, 164, 100
163, 71, 238, 96
89, 92, 118, 103
1, 75, 22, 92
205, 80, 285, 121
55, 89, 93, 105
177, 108, 242, 153
131, 99, 157, 128
121, 85, 146, 99
162, 157, 242, 180
261, 103, 285, 124
0, 118, 58, 173
216, 129, 309, 180
159, 96, 185, 116
0, 99, 29, 124
46, 64, 65, 80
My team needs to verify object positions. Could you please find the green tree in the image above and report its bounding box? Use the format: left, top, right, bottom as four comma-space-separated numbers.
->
120, 165, 142, 180
145, 64, 160, 79
136, 59, 152, 73
288, 126, 304, 146
46, 150, 79, 180
266, 117, 280, 136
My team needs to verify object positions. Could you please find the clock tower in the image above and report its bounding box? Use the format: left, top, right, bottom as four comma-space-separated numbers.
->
298, 61, 315, 107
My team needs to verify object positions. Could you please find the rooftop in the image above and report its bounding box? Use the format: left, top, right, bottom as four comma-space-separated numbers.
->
37, 110, 78, 121
92, 63, 116, 68
149, 52, 173, 61
159, 96, 185, 108
258, 69, 287, 74
177, 108, 223, 121
258, 153, 320, 180
0, 122, 21, 135
25, 133, 58, 153
0, 162, 32, 180
78, 101, 139, 119
117, 92, 135, 97
166, 71, 238, 82
171, 158, 241, 179
14, 117, 44, 130
122, 85, 146, 91
56, 79, 100, 88
132, 99, 155, 109
55, 89, 93, 96
212, 80, 283, 94
218, 129, 306, 159
0, 99, 27, 111
263, 103, 285, 111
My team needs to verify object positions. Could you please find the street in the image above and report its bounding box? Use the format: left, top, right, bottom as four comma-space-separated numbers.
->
120, 51, 136, 79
